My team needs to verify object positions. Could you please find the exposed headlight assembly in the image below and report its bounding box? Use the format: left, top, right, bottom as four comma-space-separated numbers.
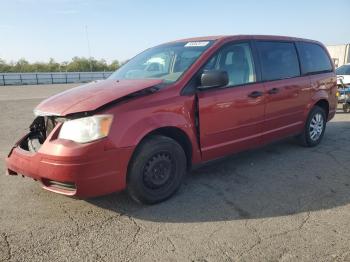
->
58, 115, 113, 143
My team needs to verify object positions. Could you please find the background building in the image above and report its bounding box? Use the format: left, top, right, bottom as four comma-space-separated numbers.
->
326, 44, 350, 68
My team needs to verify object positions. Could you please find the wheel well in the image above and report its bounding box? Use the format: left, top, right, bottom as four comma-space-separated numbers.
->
315, 99, 329, 118
140, 127, 193, 169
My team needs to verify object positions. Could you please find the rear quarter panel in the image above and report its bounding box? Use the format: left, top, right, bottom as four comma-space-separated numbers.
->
308, 72, 337, 121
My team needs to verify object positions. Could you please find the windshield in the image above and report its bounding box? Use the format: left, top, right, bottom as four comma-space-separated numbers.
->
336, 64, 350, 75
109, 41, 214, 84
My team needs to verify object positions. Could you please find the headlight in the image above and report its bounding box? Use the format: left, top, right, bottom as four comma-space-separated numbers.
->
58, 115, 113, 143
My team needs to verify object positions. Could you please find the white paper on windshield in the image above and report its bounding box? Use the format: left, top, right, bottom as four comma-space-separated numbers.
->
185, 41, 210, 47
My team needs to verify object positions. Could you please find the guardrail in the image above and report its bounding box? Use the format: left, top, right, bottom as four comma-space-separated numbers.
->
0, 72, 113, 86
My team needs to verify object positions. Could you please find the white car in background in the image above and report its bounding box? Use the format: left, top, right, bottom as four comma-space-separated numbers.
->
336, 64, 350, 86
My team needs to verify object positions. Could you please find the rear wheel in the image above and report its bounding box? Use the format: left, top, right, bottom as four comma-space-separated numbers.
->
297, 106, 326, 147
127, 135, 187, 204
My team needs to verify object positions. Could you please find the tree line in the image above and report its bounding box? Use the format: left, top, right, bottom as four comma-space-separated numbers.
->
0, 57, 122, 73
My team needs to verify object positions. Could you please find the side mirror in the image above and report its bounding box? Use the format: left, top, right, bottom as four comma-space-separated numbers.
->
199, 70, 228, 90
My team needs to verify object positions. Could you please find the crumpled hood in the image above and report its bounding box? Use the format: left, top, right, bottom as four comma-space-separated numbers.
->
35, 79, 163, 116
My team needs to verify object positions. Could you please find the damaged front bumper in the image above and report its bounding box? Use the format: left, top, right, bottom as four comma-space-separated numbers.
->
5, 117, 134, 198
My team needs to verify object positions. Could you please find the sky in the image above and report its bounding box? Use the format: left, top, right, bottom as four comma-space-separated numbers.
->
0, 0, 349, 63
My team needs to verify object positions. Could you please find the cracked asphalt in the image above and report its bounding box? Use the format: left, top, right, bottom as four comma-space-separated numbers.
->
0, 84, 350, 261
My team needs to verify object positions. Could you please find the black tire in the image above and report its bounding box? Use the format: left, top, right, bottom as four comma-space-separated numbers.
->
343, 103, 350, 113
297, 106, 327, 147
127, 135, 187, 204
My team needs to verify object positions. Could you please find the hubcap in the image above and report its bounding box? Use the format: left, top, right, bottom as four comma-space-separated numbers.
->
143, 152, 174, 189
309, 113, 324, 141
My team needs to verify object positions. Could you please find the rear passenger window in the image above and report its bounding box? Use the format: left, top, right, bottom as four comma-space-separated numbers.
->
256, 41, 300, 81
297, 42, 333, 75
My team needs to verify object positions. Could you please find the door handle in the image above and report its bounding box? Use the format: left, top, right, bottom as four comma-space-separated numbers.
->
267, 88, 279, 94
248, 91, 263, 98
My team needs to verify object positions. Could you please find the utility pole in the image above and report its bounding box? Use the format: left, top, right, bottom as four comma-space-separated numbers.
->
85, 25, 93, 72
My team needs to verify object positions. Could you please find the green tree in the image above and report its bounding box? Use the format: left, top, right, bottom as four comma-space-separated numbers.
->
67, 57, 92, 72
109, 60, 120, 71
48, 58, 60, 72
13, 58, 30, 72
0, 58, 11, 72
0, 57, 121, 73
32, 62, 50, 72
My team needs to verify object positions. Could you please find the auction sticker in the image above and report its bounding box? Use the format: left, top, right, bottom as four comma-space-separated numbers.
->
185, 41, 210, 47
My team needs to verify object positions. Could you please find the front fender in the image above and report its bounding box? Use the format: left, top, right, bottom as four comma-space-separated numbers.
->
104, 91, 201, 163
112, 111, 201, 164
119, 112, 195, 147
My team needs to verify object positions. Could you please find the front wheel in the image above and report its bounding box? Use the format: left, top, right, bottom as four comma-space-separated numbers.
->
297, 106, 327, 147
127, 135, 187, 204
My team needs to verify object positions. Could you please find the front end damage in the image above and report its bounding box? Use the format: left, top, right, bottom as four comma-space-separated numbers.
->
6, 113, 134, 198
5, 79, 163, 198
6, 114, 77, 194
18, 115, 66, 153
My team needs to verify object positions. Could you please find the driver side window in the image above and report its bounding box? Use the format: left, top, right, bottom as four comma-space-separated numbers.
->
204, 42, 256, 86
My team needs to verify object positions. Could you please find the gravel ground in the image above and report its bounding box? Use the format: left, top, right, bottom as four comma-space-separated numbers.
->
0, 84, 349, 262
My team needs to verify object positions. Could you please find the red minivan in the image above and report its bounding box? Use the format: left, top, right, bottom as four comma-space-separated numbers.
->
6, 35, 337, 204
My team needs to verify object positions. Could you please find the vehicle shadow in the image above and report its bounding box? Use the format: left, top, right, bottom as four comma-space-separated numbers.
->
88, 121, 350, 223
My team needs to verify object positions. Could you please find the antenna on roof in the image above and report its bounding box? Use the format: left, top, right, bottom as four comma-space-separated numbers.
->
85, 25, 93, 72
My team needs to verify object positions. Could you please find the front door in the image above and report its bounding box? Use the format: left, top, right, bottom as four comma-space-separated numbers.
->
197, 42, 266, 161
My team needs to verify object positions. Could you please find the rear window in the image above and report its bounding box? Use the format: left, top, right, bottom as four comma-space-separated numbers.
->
256, 41, 300, 81
297, 42, 333, 75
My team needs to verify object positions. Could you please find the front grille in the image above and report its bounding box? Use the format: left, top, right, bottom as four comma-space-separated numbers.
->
19, 116, 64, 152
